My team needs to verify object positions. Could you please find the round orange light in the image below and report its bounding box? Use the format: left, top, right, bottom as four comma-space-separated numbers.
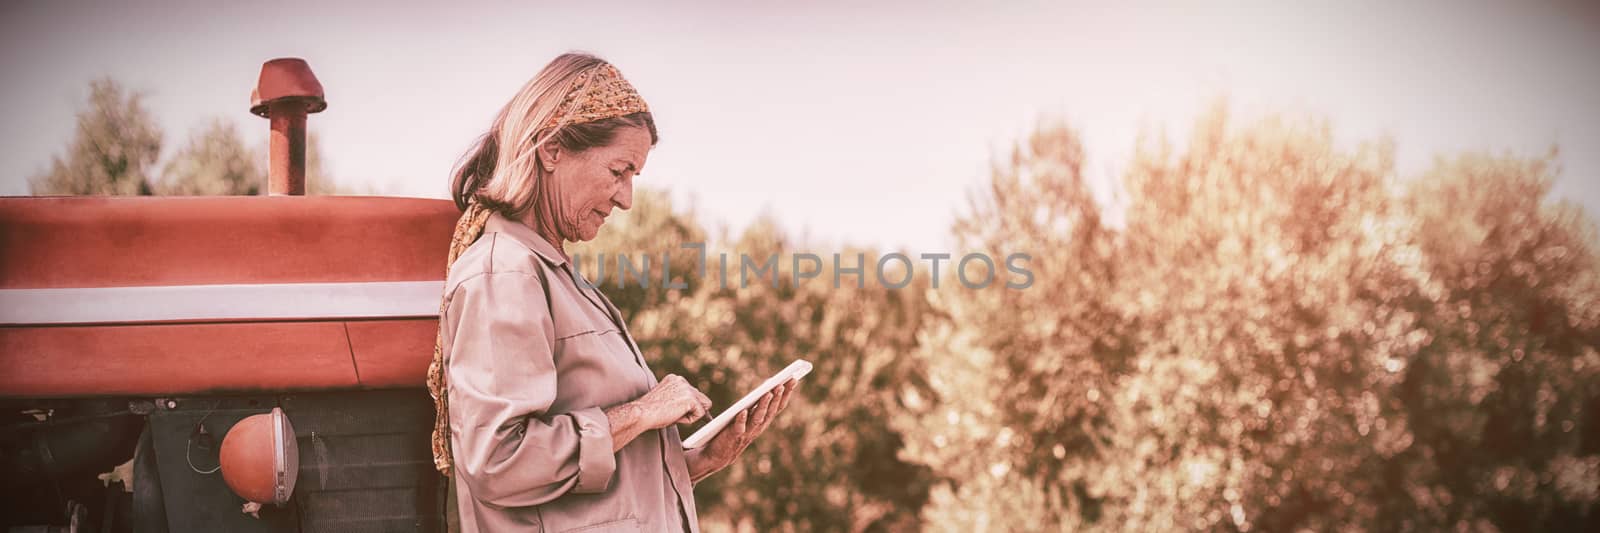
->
219, 407, 299, 506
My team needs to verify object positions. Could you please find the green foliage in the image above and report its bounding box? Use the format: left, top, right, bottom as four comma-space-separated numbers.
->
906, 105, 1600, 531
29, 78, 163, 195
157, 119, 262, 195
1395, 153, 1600, 530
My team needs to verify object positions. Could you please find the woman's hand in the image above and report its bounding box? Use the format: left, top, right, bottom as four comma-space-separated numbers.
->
686, 379, 796, 483
639, 374, 714, 427
605, 374, 711, 453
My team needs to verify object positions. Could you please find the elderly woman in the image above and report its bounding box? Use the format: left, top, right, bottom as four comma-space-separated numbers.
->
426, 53, 795, 532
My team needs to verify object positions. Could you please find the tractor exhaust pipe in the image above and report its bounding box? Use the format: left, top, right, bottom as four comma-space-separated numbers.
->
250, 58, 326, 196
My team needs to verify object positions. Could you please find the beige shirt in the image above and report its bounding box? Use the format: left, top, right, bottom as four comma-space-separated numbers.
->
442, 213, 699, 532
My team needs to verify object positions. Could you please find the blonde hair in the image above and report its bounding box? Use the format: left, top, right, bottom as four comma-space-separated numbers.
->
451, 53, 657, 233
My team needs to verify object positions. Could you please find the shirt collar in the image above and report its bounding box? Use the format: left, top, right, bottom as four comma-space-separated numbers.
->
484, 212, 568, 267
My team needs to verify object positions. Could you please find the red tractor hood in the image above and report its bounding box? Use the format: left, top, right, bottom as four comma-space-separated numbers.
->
0, 196, 460, 398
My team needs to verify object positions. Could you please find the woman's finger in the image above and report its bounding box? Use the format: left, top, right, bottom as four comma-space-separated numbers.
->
750, 391, 774, 428
774, 381, 794, 413
696, 389, 713, 412
762, 385, 789, 425
765, 397, 782, 427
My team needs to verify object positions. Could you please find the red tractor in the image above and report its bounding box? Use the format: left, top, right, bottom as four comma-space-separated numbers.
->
1, 59, 455, 532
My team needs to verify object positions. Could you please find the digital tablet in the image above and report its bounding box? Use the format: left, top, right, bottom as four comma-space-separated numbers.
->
682, 359, 812, 449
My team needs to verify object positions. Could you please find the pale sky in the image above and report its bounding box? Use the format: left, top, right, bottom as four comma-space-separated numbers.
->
2, 0, 1596, 251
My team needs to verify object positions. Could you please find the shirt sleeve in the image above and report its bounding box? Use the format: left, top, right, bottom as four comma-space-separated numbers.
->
443, 270, 617, 507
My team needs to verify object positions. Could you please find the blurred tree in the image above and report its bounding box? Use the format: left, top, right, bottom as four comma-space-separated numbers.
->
28, 78, 162, 195
907, 105, 1600, 531
156, 118, 261, 195
1390, 152, 1600, 530
1095, 107, 1424, 532
161, 126, 353, 196
900, 119, 1134, 531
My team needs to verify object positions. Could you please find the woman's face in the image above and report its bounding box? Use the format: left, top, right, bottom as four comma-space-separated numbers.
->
542, 126, 653, 242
